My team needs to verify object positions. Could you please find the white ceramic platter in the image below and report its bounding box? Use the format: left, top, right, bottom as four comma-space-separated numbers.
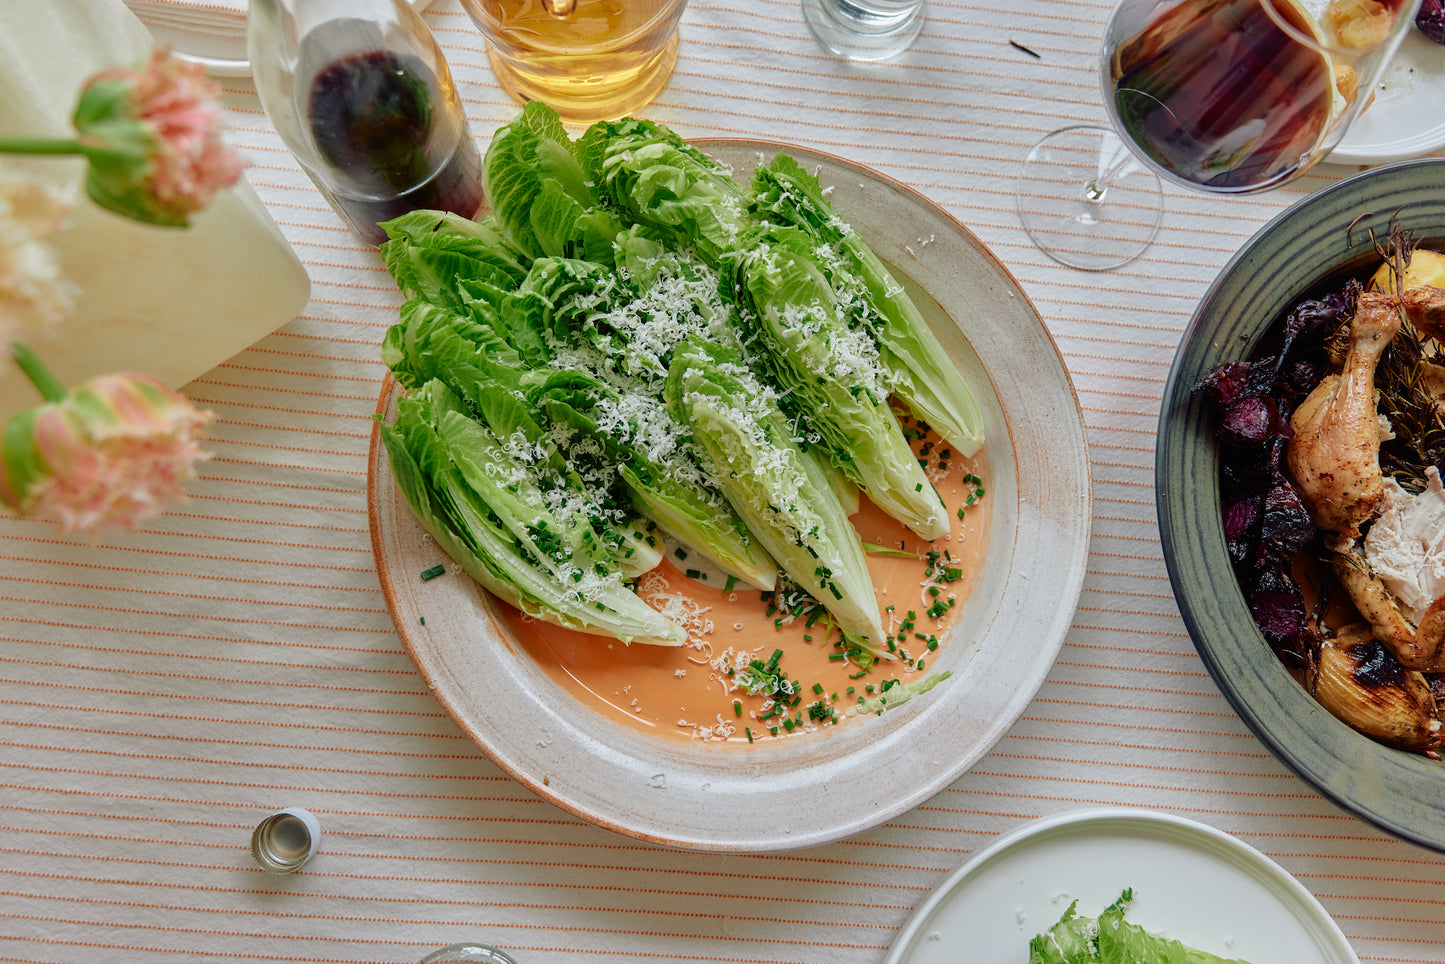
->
368, 139, 1092, 852
1329, 30, 1445, 165
886, 808, 1360, 964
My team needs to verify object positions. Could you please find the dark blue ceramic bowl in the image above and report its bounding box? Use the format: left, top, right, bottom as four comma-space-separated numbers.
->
1157, 158, 1445, 853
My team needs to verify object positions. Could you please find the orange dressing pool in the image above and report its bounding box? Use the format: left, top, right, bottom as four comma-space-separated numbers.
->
504, 435, 992, 745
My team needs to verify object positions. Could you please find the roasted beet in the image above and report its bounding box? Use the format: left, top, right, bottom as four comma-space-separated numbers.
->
1198, 281, 1359, 655
1248, 561, 1307, 645
1198, 360, 1252, 409
1259, 479, 1315, 558
1419, 0, 1445, 45
1219, 394, 1277, 448
1222, 493, 1262, 565
1279, 357, 1324, 398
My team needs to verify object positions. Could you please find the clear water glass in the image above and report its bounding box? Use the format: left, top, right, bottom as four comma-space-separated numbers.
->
418, 944, 519, 964
802, 0, 926, 60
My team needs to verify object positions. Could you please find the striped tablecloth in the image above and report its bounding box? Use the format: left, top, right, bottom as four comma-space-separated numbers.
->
4, 1, 1444, 962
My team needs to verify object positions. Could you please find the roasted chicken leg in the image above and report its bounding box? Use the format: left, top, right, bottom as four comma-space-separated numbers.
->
1287, 290, 1402, 539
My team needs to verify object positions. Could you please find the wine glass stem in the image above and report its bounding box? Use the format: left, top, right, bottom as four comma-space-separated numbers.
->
1085, 149, 1143, 203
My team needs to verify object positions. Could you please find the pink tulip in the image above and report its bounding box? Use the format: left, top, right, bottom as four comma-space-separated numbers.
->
0, 48, 245, 228
82, 48, 246, 224
1, 347, 211, 534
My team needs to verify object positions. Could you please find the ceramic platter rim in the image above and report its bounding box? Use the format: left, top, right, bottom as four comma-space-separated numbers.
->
883, 807, 1360, 964
1157, 157, 1445, 854
367, 138, 1092, 853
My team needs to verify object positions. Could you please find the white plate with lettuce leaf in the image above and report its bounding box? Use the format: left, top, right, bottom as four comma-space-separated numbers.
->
367, 107, 1091, 852
886, 808, 1359, 964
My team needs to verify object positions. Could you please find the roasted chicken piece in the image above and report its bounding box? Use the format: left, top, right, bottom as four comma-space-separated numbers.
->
1295, 286, 1445, 671
1287, 290, 1402, 539
1333, 541, 1445, 672
1395, 284, 1445, 339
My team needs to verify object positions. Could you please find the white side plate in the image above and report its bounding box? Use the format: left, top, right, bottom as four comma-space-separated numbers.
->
887, 808, 1360, 964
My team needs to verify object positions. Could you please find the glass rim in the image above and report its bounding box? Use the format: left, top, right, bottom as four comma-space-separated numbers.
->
1259, 0, 1423, 58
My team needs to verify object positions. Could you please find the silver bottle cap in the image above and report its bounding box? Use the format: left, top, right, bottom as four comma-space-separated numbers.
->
250, 807, 320, 874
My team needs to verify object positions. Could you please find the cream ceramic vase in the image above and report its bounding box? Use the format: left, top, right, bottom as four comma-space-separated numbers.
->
0, 0, 311, 421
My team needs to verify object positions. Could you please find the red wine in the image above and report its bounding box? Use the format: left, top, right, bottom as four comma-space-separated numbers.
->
1109, 0, 1335, 191
307, 50, 483, 245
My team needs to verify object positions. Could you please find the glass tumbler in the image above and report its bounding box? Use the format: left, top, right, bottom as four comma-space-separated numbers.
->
457, 0, 690, 124
802, 0, 926, 61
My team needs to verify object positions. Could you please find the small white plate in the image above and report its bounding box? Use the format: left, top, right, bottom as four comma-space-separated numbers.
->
132, 0, 436, 77
1330, 30, 1445, 165
886, 808, 1360, 964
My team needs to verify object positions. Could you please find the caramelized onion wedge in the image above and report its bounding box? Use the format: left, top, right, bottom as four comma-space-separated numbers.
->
1309, 625, 1443, 752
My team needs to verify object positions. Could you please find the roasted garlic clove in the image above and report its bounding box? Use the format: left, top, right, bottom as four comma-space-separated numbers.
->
1310, 624, 1443, 752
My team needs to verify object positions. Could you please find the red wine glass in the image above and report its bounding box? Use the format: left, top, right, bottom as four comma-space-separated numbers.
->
1016, 0, 1422, 270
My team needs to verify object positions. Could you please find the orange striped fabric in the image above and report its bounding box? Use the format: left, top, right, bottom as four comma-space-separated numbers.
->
3, 1, 1444, 962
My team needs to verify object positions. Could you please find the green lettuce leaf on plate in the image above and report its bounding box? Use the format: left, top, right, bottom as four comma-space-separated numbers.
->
579, 115, 751, 267
380, 379, 685, 646
665, 337, 887, 649
749, 153, 984, 458
1029, 890, 1254, 964
728, 223, 948, 540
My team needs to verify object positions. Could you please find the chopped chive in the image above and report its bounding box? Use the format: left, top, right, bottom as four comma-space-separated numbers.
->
420, 564, 446, 581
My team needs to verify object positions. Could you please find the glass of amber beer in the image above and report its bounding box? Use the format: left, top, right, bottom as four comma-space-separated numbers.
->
458, 0, 689, 124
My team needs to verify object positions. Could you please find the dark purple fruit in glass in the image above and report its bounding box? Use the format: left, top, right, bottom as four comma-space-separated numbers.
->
307, 49, 483, 245
1109, 0, 1334, 191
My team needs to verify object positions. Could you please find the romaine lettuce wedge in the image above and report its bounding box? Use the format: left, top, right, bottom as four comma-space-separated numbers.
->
1096, 890, 1252, 964
382, 380, 686, 646
749, 153, 984, 457
665, 338, 887, 649
533, 369, 778, 591
382, 300, 526, 397
481, 100, 601, 260
379, 210, 530, 312
728, 225, 949, 540
579, 116, 751, 267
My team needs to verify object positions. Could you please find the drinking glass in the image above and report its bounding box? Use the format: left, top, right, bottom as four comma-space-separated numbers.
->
248, 0, 484, 246
802, 0, 926, 60
418, 944, 519, 964
1016, 0, 1422, 270
457, 0, 689, 124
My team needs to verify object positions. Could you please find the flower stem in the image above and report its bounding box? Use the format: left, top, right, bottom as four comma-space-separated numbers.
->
10, 343, 68, 403
0, 137, 85, 155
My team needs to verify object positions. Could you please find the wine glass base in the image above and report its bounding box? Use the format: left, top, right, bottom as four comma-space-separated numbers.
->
802, 0, 925, 61
1015, 125, 1163, 271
